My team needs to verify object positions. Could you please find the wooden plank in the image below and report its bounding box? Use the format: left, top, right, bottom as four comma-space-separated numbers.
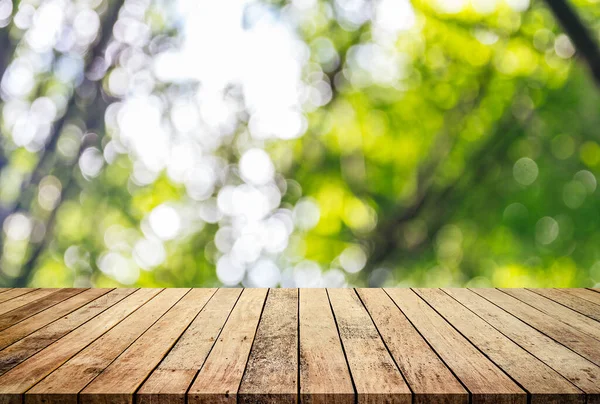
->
188, 288, 268, 404
501, 288, 600, 340
385, 288, 526, 404
238, 289, 298, 404
79, 289, 216, 404
444, 289, 600, 401
528, 288, 600, 322
137, 288, 242, 404
0, 289, 12, 295
0, 289, 86, 332
26, 288, 193, 404
299, 289, 354, 404
0, 288, 136, 375
563, 288, 600, 306
0, 288, 159, 404
0, 289, 57, 316
328, 288, 411, 404
0, 289, 112, 351
357, 288, 467, 404
415, 288, 583, 404
472, 288, 600, 366
0, 289, 37, 305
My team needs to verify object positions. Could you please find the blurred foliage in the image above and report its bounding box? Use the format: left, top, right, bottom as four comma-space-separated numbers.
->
1, 0, 600, 288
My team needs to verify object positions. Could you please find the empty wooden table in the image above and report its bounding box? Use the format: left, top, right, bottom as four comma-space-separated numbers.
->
0, 287, 598, 404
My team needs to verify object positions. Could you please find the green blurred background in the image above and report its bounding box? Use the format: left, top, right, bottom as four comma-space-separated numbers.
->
1, 0, 600, 288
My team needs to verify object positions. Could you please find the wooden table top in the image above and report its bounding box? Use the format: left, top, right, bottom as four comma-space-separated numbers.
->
0, 288, 598, 404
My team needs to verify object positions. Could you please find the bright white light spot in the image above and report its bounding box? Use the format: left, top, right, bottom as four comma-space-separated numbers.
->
555, 34, 575, 59
216, 254, 245, 286
73, 9, 100, 43
239, 148, 275, 186
263, 217, 290, 253
98, 252, 140, 285
231, 233, 262, 263
293, 198, 320, 230
171, 100, 199, 133
149, 204, 181, 240
2, 59, 35, 98
513, 157, 538, 186
374, 0, 415, 33
339, 245, 367, 273
536, 216, 559, 245
323, 269, 347, 287
3, 213, 32, 241
38, 176, 62, 211
133, 238, 166, 269
293, 261, 322, 287
247, 259, 280, 287
574, 170, 596, 194
505, 0, 530, 11
79, 148, 104, 179
436, 0, 467, 13
108, 68, 130, 97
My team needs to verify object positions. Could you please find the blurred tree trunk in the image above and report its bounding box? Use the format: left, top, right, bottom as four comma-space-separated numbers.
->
544, 0, 600, 87
8, 0, 124, 286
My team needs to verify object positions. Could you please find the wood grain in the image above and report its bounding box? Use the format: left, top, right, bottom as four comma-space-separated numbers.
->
0, 288, 593, 404
0, 289, 38, 305
0, 288, 158, 404
299, 289, 354, 404
444, 288, 600, 402
0, 288, 111, 351
357, 288, 467, 404
385, 288, 526, 404
79, 289, 215, 404
528, 288, 600, 322
501, 288, 600, 340
0, 288, 136, 375
26, 288, 193, 404
415, 288, 583, 404
472, 288, 600, 366
0, 288, 86, 332
0, 289, 57, 316
188, 288, 268, 404
563, 288, 600, 306
239, 288, 298, 404
328, 288, 411, 404
137, 288, 242, 404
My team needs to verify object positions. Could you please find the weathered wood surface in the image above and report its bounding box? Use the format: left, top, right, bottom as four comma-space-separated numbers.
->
0, 288, 597, 404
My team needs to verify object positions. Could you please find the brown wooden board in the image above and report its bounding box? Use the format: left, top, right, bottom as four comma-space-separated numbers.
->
357, 288, 467, 404
0, 288, 594, 404
444, 288, 600, 403
26, 288, 194, 404
79, 289, 215, 404
527, 288, 600, 322
0, 288, 159, 404
500, 288, 600, 340
238, 288, 298, 404
415, 288, 582, 404
299, 288, 354, 404
472, 288, 600, 366
0, 289, 86, 332
328, 288, 411, 404
385, 288, 526, 404
187, 288, 268, 404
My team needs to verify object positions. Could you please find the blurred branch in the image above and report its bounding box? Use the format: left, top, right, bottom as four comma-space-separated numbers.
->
9, 0, 122, 216
543, 0, 600, 87
0, 3, 18, 173
365, 70, 498, 269
368, 109, 526, 278
8, 0, 124, 286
